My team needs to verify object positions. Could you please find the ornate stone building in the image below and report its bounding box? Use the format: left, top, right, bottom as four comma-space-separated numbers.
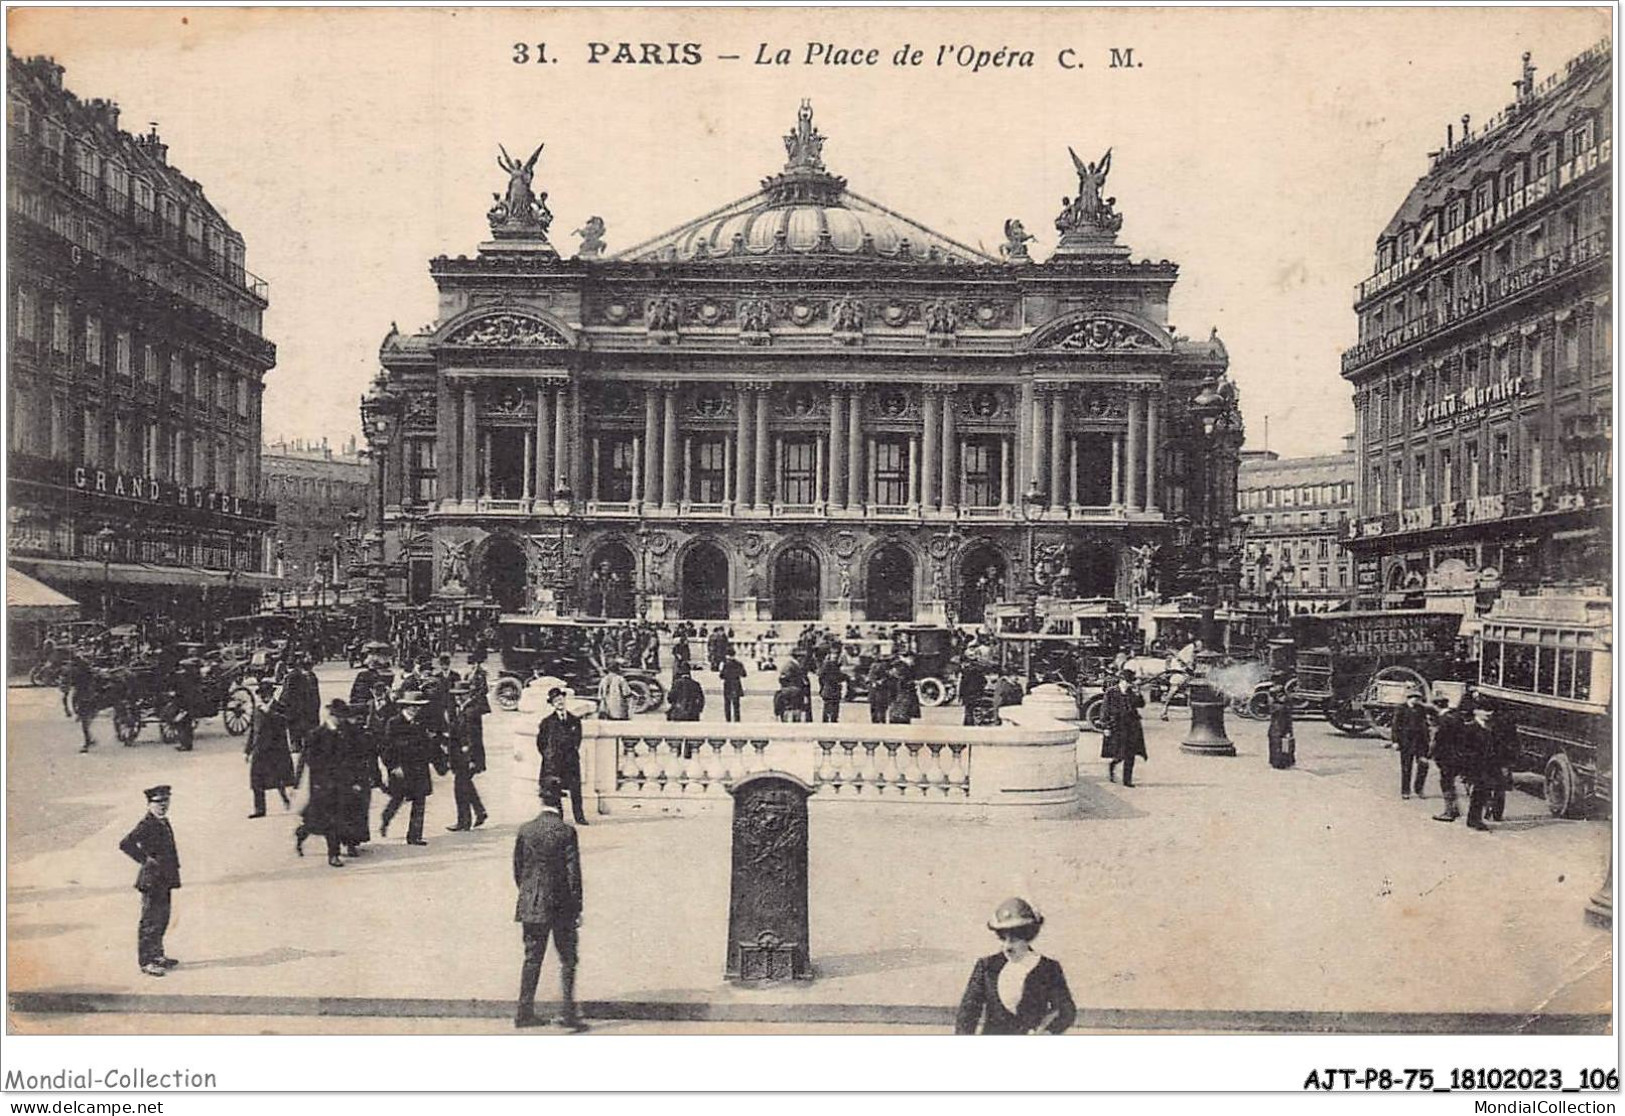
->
7, 53, 277, 623
368, 104, 1242, 624
1238, 441, 1357, 614
1341, 43, 1612, 612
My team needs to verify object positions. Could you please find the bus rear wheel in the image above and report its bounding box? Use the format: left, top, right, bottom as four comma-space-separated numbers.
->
1544, 752, 1585, 819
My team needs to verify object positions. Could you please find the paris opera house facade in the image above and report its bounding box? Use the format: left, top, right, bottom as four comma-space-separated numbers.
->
367, 104, 1243, 625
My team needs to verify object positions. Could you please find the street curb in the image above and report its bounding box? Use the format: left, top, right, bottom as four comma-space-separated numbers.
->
8, 993, 1609, 1034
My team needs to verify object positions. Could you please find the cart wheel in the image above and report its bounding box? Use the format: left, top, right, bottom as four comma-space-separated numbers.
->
1545, 752, 1584, 819
223, 687, 254, 736
1245, 690, 1273, 720
1080, 694, 1107, 733
28, 663, 48, 687
916, 677, 949, 707
492, 677, 523, 712
1325, 701, 1373, 736
113, 704, 141, 744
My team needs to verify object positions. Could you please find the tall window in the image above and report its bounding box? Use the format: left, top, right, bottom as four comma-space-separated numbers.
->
779, 438, 818, 505
142, 422, 159, 476
596, 436, 634, 503
693, 437, 726, 503
962, 437, 1003, 508
169, 351, 185, 393
171, 431, 186, 484
114, 330, 132, 377
81, 406, 100, 466
83, 315, 102, 366
1414, 453, 1429, 505
112, 414, 129, 471
14, 287, 36, 342
1440, 448, 1454, 501
236, 378, 249, 417
409, 438, 437, 503
1369, 466, 1383, 514
133, 179, 154, 229
1465, 441, 1480, 499
75, 143, 100, 197
1491, 432, 1510, 493
192, 360, 207, 401
50, 304, 69, 354
873, 438, 909, 506
1529, 434, 1543, 489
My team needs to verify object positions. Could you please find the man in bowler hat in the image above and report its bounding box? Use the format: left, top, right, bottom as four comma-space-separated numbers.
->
513, 777, 586, 1030
118, 785, 182, 977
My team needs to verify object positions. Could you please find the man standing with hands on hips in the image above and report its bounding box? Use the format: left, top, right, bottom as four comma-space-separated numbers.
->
119, 785, 182, 977
513, 777, 586, 1031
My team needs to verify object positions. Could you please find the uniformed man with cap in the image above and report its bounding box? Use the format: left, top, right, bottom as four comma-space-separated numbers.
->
118, 785, 182, 977
954, 898, 1076, 1034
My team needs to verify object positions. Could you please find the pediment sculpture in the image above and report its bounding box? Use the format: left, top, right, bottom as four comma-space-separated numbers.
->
446, 313, 568, 348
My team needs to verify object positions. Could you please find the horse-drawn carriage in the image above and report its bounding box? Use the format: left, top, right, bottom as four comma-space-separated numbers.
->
75, 647, 255, 744
489, 616, 665, 714
1274, 610, 1469, 735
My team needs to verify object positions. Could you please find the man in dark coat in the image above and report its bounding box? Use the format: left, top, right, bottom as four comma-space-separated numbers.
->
720, 650, 747, 723
537, 688, 589, 825
667, 666, 705, 722
1266, 684, 1296, 770
867, 662, 896, 725
349, 656, 385, 705
340, 693, 385, 856
1390, 690, 1434, 800
885, 663, 921, 724
379, 691, 435, 845
285, 654, 321, 753
1430, 696, 1472, 824
245, 682, 296, 817
118, 784, 182, 977
512, 778, 585, 1030
1461, 705, 1495, 831
445, 683, 490, 832
1479, 698, 1519, 822
817, 657, 847, 723
1101, 670, 1147, 787
169, 659, 203, 752
295, 699, 355, 866
959, 659, 988, 727
464, 650, 492, 768
707, 627, 730, 674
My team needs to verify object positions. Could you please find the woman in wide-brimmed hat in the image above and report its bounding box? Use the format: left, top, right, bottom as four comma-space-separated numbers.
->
954, 898, 1076, 1035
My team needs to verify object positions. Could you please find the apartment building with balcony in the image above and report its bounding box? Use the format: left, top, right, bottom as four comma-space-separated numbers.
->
1238, 441, 1357, 613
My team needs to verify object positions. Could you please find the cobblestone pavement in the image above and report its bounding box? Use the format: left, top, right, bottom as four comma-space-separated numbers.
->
6, 662, 1611, 1032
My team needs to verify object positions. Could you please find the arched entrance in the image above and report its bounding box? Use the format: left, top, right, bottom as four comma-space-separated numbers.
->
1069, 542, 1117, 598
482, 535, 529, 613
585, 541, 636, 619
773, 544, 822, 621
866, 545, 914, 622
679, 541, 730, 620
959, 543, 1006, 623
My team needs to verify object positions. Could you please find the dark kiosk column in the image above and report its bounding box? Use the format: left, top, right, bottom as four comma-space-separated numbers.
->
725, 771, 816, 982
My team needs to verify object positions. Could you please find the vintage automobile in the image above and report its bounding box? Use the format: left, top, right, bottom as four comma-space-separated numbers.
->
1476, 594, 1611, 818
1283, 610, 1468, 735
842, 625, 964, 707
490, 616, 664, 714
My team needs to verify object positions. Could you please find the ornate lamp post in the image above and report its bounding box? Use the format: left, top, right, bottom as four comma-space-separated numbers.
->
553, 481, 575, 615
95, 525, 119, 625
1180, 383, 1236, 756
1020, 476, 1045, 609
360, 375, 399, 639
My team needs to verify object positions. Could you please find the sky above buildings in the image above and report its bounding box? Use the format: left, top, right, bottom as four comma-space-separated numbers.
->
10, 6, 1609, 459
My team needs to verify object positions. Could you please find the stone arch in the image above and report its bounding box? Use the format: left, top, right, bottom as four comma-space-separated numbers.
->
1024, 308, 1174, 352
957, 539, 1009, 623
472, 530, 530, 613
584, 537, 637, 619
861, 537, 921, 622
771, 537, 825, 621
434, 304, 580, 350
676, 537, 730, 620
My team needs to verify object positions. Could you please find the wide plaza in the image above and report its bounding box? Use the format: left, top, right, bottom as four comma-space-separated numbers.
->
6, 661, 1611, 1034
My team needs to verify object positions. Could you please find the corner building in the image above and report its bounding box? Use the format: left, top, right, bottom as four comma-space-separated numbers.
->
372, 105, 1241, 624
1342, 44, 1612, 610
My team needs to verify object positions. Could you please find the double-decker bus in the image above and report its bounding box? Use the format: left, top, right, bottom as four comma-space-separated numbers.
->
1476, 595, 1612, 818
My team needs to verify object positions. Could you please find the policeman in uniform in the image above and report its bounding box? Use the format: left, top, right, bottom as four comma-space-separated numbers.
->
118, 785, 182, 977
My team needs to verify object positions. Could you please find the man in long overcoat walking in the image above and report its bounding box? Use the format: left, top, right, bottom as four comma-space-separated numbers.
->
245, 681, 296, 817
1101, 670, 1147, 787
512, 778, 586, 1030
1390, 690, 1434, 800
537, 687, 589, 825
295, 698, 357, 866
379, 691, 436, 845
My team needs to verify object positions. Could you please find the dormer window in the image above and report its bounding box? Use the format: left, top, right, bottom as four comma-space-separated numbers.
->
1473, 182, 1493, 215
1567, 119, 1595, 158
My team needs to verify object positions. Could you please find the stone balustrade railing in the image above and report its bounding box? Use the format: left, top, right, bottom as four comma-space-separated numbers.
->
511, 705, 1080, 820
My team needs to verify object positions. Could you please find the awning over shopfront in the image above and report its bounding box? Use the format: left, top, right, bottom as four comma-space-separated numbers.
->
7, 565, 81, 620
12, 557, 280, 590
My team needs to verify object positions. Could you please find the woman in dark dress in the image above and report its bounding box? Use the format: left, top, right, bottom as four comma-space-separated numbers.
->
1100, 669, 1147, 786
955, 898, 1077, 1035
1266, 684, 1296, 769
245, 681, 296, 818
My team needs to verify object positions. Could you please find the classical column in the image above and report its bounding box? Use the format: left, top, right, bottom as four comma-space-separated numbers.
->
921, 390, 940, 511
643, 389, 662, 508
437, 381, 458, 506
1125, 389, 1144, 510
814, 437, 825, 506
552, 387, 567, 498
735, 388, 753, 510
1000, 436, 1013, 510
631, 435, 643, 504
1017, 380, 1035, 496
589, 436, 601, 502
1049, 391, 1067, 510
940, 391, 958, 511
569, 382, 585, 496
847, 392, 864, 509
661, 386, 679, 509
753, 386, 770, 509
534, 385, 552, 502
1110, 433, 1123, 506
722, 433, 733, 505
866, 436, 878, 505
773, 436, 784, 504
682, 437, 693, 504
460, 387, 477, 503
1032, 391, 1050, 504
1145, 392, 1160, 511
522, 429, 533, 502
827, 392, 846, 510
1068, 435, 1079, 508
908, 434, 920, 508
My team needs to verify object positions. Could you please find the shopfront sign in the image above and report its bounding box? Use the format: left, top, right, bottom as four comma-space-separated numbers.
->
67, 464, 271, 521
1327, 612, 1461, 658
1415, 377, 1529, 426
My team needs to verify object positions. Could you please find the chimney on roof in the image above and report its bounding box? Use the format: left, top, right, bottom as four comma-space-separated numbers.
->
140, 122, 168, 165
1461, 113, 1471, 140
1518, 51, 1537, 103
87, 98, 121, 131
35, 56, 64, 90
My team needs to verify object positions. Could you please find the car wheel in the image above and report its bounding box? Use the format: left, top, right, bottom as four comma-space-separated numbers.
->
1545, 752, 1583, 819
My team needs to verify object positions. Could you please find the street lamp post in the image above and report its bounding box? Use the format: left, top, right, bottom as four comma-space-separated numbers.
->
1180, 383, 1237, 757
95, 525, 118, 625
360, 376, 398, 640
553, 481, 575, 615
1019, 476, 1045, 609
